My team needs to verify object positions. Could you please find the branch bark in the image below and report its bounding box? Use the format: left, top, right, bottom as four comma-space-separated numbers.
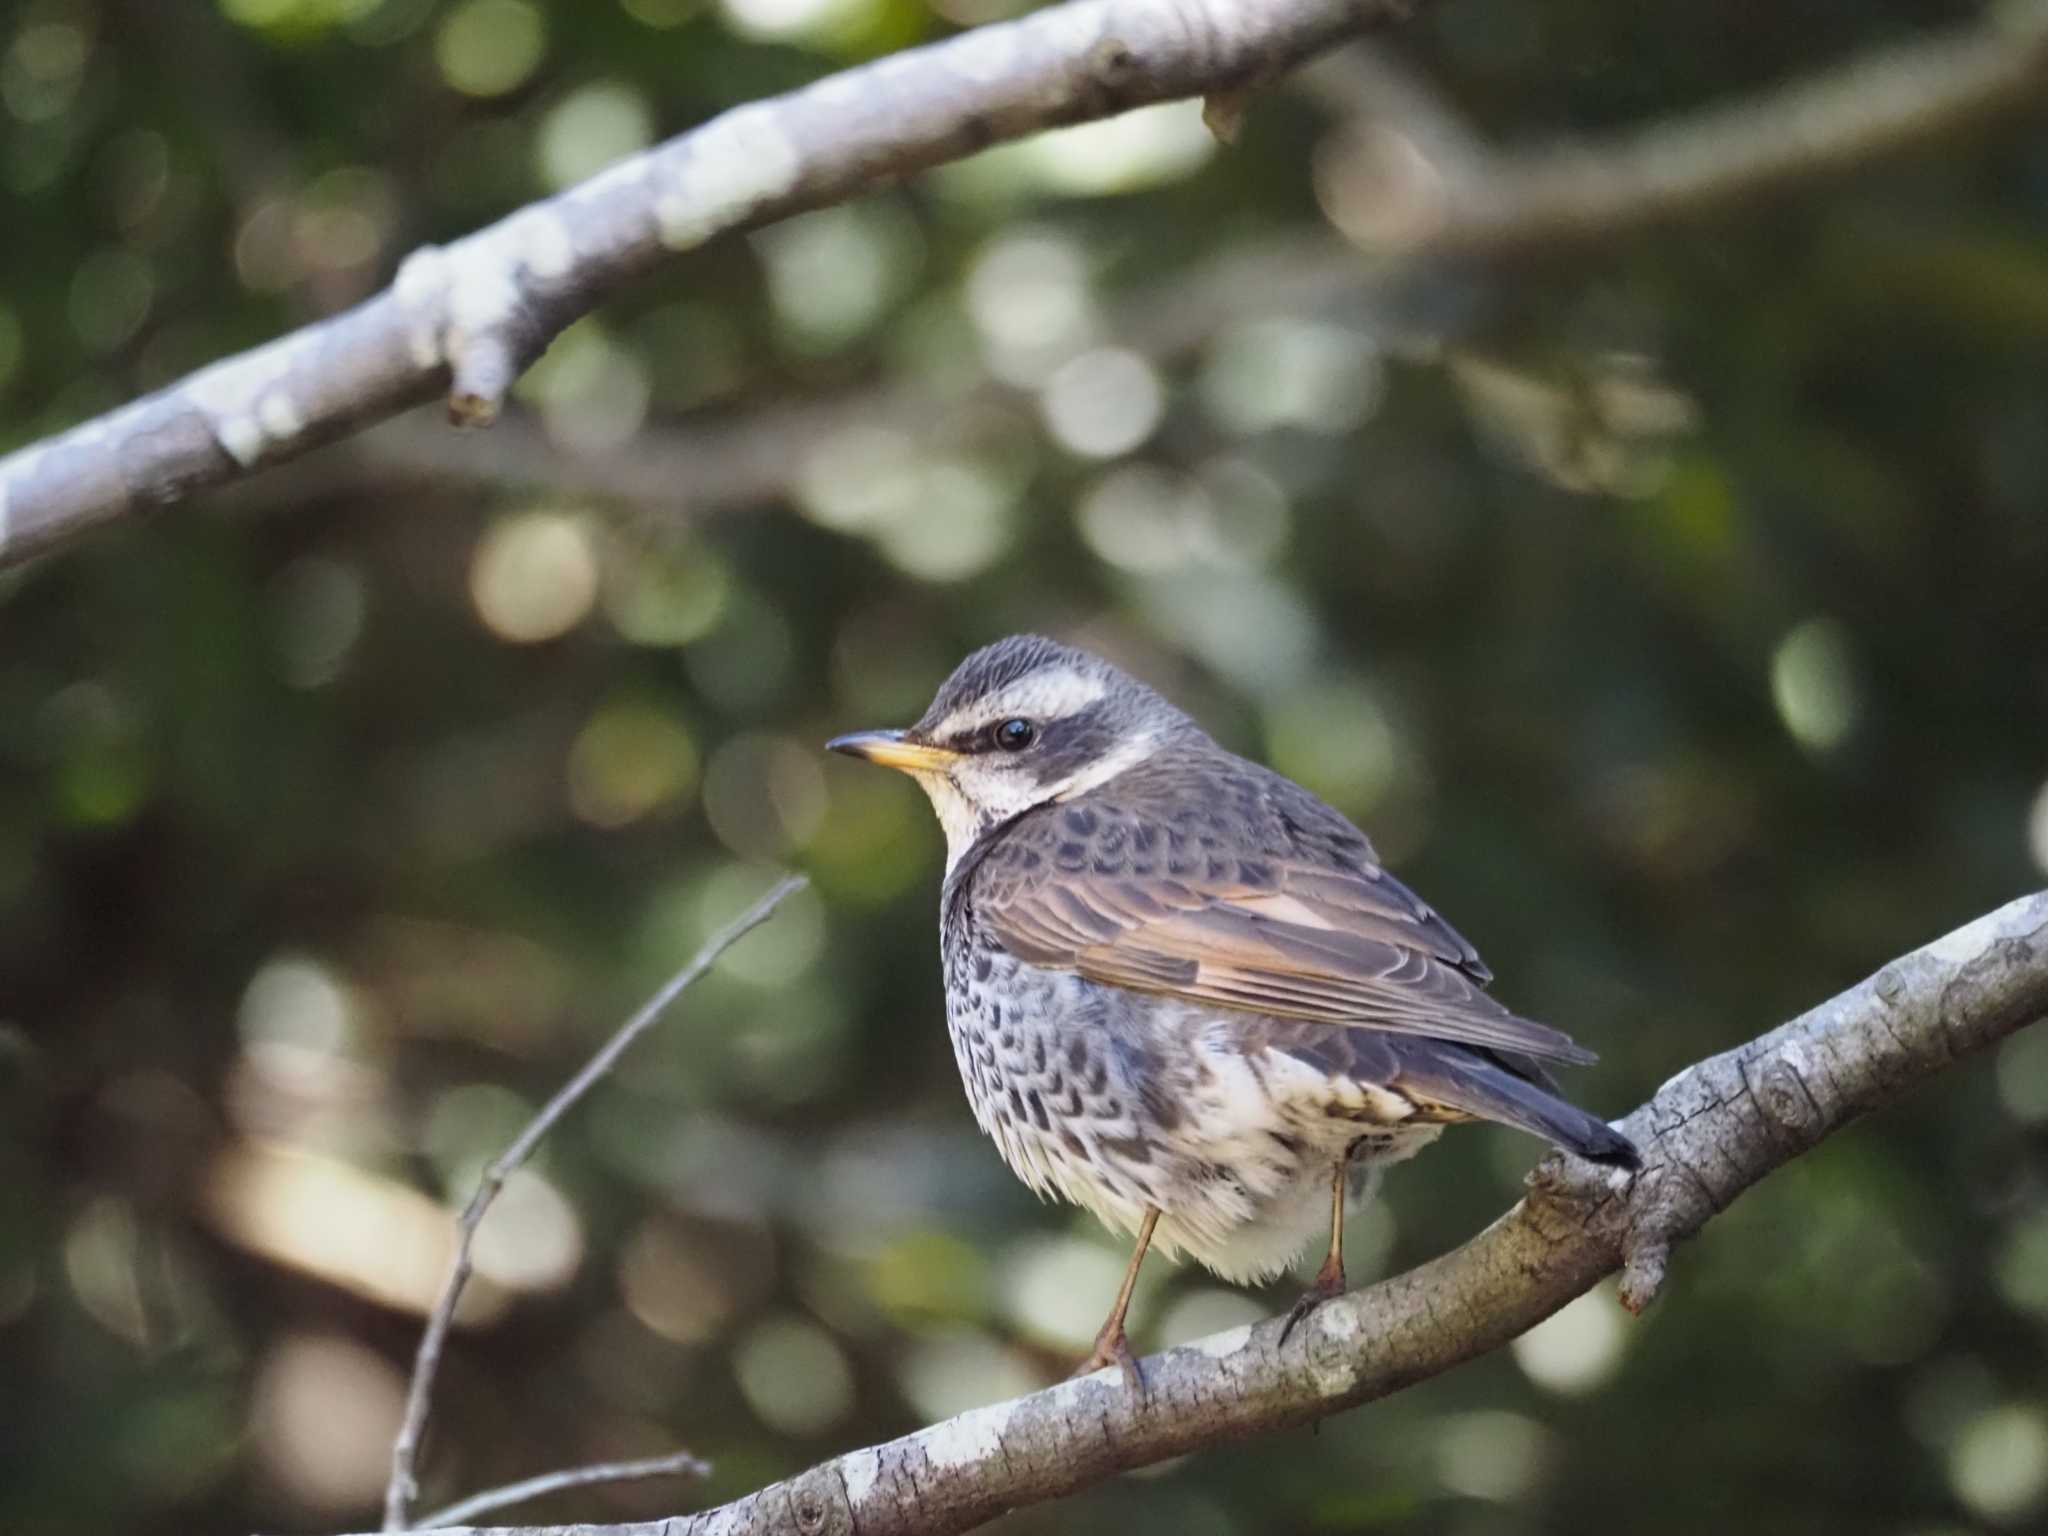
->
10, 5, 2047, 566
323, 6, 2048, 525
321, 889, 2048, 1536
0, 0, 1405, 572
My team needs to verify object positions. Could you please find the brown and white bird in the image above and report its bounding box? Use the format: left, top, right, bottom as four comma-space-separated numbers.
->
829, 635, 1637, 1385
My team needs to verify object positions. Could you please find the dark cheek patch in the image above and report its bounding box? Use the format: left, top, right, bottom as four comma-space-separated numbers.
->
1026, 703, 1120, 788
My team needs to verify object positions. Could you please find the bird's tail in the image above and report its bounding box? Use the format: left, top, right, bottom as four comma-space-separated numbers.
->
1391, 1039, 1641, 1169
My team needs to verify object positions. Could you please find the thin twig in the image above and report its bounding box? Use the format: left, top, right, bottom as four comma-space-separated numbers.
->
415, 1450, 712, 1530
381, 873, 809, 1532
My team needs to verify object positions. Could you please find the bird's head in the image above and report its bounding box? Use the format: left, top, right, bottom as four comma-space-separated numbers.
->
828, 634, 1194, 865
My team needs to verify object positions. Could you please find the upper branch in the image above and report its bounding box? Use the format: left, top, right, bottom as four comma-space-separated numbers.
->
346, 890, 2048, 1536
0, 0, 1402, 572
332, 5, 2048, 525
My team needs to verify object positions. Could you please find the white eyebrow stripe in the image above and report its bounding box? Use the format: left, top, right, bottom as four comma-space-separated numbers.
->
932, 666, 1108, 739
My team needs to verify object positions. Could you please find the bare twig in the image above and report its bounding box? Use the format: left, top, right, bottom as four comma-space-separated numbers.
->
381, 873, 808, 1532
1405, 0, 2048, 258
0, 0, 1407, 572
415, 1450, 711, 1530
328, 889, 2048, 1536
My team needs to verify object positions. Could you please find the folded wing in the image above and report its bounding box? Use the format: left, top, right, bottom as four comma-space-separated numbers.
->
978, 812, 1595, 1066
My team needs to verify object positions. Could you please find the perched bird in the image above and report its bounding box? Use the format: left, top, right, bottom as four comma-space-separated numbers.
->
828, 635, 1637, 1385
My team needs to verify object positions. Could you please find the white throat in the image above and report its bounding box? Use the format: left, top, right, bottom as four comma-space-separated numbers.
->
912, 728, 1156, 872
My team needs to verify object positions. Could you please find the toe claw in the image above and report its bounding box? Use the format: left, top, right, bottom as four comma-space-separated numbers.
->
1072, 1328, 1146, 1398
1278, 1262, 1347, 1347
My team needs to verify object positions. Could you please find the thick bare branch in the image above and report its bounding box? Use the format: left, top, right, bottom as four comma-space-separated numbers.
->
329, 889, 2048, 1536
336, 6, 2048, 523
0, 0, 1404, 572
382, 874, 808, 1532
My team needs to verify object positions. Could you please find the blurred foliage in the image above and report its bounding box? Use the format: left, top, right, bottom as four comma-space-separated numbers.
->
4, 1, 2048, 1533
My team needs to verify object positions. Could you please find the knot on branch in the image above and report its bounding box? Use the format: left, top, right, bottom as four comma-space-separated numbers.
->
394, 209, 580, 427
1746, 1053, 1825, 1144
786, 1465, 855, 1536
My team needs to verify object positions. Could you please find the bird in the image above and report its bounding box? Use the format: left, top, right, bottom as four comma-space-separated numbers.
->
827, 634, 1638, 1388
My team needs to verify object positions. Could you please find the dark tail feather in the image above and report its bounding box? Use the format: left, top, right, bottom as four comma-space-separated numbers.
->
1393, 1041, 1641, 1169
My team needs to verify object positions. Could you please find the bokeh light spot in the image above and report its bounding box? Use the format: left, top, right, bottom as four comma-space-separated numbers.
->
1012, 100, 1215, 195
1433, 1411, 1551, 1501
1948, 1403, 2048, 1523
896, 1328, 1043, 1421
249, 1334, 406, 1513
964, 229, 1094, 384
1512, 1285, 1629, 1395
702, 734, 828, 860
718, 0, 880, 45
1771, 618, 1860, 752
471, 1169, 583, 1293
1041, 347, 1163, 459
1001, 1235, 1147, 1349
755, 201, 921, 352
469, 510, 599, 642
435, 0, 547, 97
1200, 319, 1383, 437
733, 1314, 855, 1436
1075, 464, 1202, 573
238, 954, 355, 1057
603, 540, 730, 646
568, 702, 699, 828
520, 321, 651, 453
874, 460, 1018, 581
618, 1217, 735, 1344
537, 80, 654, 191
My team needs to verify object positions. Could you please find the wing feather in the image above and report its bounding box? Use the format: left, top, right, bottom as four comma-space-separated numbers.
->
976, 803, 1593, 1065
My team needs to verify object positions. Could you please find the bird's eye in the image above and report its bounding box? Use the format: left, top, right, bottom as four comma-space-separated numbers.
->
992, 718, 1036, 751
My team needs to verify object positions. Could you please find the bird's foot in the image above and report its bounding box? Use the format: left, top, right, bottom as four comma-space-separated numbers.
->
1071, 1321, 1145, 1397
1278, 1252, 1347, 1346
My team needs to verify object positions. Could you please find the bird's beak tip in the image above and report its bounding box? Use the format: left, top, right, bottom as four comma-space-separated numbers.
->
825, 728, 899, 758
825, 728, 958, 772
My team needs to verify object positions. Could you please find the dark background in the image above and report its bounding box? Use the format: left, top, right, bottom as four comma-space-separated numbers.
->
3, 1, 2047, 1532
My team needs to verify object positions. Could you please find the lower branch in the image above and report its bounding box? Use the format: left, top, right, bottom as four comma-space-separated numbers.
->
324, 889, 2048, 1536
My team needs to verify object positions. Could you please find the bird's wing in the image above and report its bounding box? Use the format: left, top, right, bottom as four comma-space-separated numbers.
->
974, 805, 1594, 1065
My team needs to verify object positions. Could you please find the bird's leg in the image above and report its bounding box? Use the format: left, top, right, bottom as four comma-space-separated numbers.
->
1280, 1161, 1348, 1345
1072, 1207, 1159, 1394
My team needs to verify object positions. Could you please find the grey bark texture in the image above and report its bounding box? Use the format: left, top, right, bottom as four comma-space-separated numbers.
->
343, 890, 2048, 1536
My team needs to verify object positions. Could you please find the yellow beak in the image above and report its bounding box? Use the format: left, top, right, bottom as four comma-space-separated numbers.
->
825, 728, 962, 774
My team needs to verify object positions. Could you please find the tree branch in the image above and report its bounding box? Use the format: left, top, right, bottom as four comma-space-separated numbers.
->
1406, 1, 2048, 258
383, 874, 808, 1531
326, 889, 2048, 1536
0, 0, 1405, 572
326, 6, 2048, 524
